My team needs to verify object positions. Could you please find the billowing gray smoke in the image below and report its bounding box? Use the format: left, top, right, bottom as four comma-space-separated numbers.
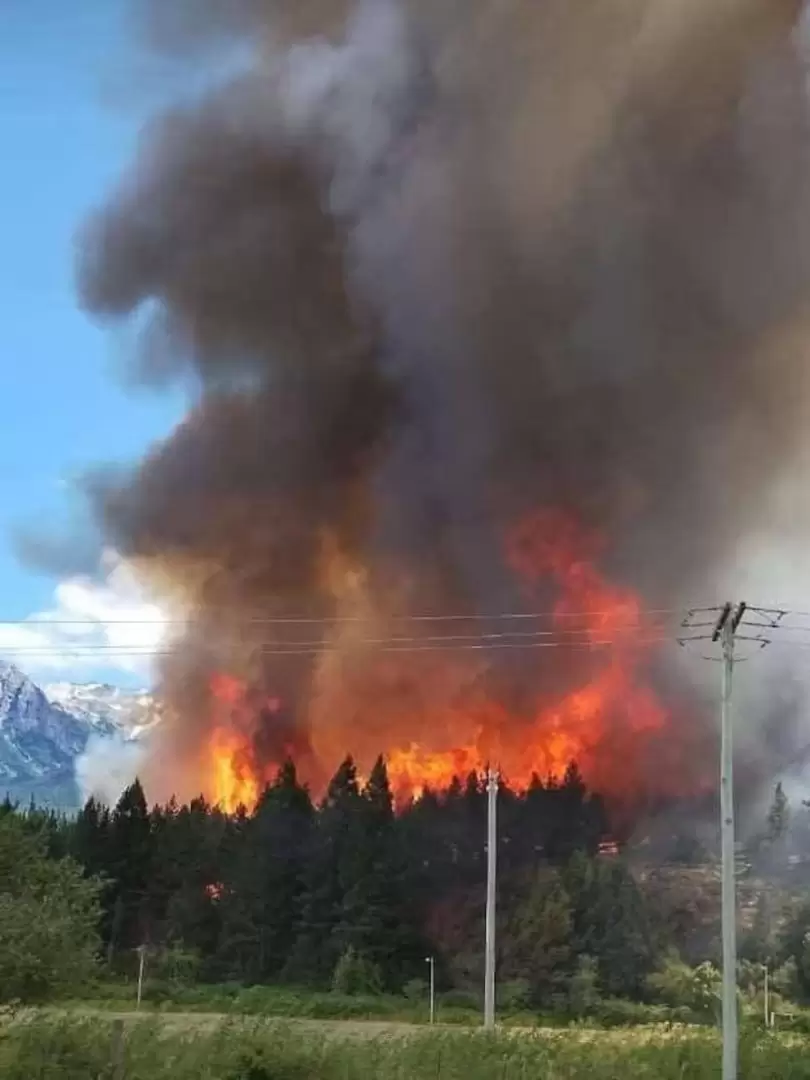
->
73, 0, 810, 806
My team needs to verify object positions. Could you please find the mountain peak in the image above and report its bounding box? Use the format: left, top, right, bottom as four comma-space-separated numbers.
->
0, 665, 155, 809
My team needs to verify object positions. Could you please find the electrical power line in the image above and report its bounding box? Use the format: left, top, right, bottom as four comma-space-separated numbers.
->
0, 606, 693, 627
0, 634, 677, 659
0, 624, 678, 646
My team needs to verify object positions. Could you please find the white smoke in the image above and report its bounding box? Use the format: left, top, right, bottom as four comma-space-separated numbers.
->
75, 732, 148, 807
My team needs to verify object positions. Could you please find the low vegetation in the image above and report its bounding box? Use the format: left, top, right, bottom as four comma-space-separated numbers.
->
4, 1015, 810, 1079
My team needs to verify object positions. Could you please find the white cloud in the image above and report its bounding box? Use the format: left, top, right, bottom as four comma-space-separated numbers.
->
0, 549, 174, 682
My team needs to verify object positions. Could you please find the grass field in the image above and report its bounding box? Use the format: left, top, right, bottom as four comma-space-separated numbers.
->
57, 980, 710, 1030
3, 1013, 810, 1079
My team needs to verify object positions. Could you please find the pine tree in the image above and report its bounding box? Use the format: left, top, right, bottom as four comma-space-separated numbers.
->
154, 796, 225, 969
287, 757, 361, 983
768, 782, 790, 844
335, 756, 425, 990
502, 868, 573, 1005
564, 854, 657, 998
107, 780, 153, 957
72, 797, 111, 880
545, 762, 607, 861
218, 761, 313, 981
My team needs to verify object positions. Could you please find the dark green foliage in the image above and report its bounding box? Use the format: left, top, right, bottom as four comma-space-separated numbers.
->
0, 814, 102, 1001
106, 780, 153, 956
778, 897, 810, 1003
332, 946, 383, 995
564, 852, 659, 998
218, 763, 312, 982
501, 868, 573, 1005
9, 754, 767, 1009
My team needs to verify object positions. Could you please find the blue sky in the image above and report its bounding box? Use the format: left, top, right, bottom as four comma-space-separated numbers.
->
0, 1, 182, 684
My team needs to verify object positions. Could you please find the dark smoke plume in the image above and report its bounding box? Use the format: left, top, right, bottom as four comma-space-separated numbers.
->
75, 0, 810, 803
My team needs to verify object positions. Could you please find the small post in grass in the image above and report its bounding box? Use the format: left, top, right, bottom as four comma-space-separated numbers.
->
110, 1019, 125, 1080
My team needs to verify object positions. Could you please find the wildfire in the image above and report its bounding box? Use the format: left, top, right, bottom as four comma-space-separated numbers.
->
384, 509, 674, 804
199, 509, 698, 814
209, 726, 259, 814
207, 673, 279, 813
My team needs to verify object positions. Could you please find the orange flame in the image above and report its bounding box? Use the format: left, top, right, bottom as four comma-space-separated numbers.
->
209, 726, 259, 814
207, 673, 279, 813
199, 509, 703, 814
384, 509, 677, 805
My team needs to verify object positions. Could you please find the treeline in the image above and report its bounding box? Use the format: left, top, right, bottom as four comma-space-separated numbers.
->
5, 759, 810, 1011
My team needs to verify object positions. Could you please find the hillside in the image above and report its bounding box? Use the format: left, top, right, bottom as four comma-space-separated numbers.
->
0, 664, 153, 809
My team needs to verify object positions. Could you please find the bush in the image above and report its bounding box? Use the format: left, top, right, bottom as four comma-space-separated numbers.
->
772, 959, 800, 1002
0, 816, 102, 1003
648, 956, 721, 1020
437, 989, 480, 1011
498, 979, 532, 1012
150, 943, 202, 988
568, 955, 600, 1017
140, 978, 173, 1005
403, 978, 429, 1002
332, 947, 383, 996
590, 998, 695, 1028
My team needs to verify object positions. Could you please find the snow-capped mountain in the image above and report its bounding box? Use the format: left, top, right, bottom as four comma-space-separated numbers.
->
0, 664, 156, 809
44, 681, 159, 739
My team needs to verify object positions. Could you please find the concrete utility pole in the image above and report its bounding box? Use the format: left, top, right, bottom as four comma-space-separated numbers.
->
136, 945, 146, 1011
484, 768, 499, 1031
714, 601, 746, 1080
425, 955, 436, 1024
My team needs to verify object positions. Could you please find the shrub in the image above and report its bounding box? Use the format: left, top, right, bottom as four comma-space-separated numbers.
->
648, 955, 721, 1020
772, 959, 800, 1002
151, 943, 202, 988
437, 989, 480, 1011
498, 979, 532, 1012
403, 977, 429, 1002
568, 955, 600, 1017
332, 947, 383, 996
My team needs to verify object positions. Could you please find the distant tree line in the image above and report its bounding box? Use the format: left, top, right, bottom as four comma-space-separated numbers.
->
5, 761, 810, 1013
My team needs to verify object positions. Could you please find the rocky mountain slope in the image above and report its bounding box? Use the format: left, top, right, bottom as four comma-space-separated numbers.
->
0, 664, 153, 809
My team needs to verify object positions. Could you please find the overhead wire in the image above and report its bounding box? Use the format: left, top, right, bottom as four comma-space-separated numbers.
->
0, 633, 681, 659
0, 605, 693, 627
0, 603, 742, 662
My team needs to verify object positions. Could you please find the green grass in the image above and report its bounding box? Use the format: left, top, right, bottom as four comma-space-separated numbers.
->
2, 1015, 810, 1079
62, 980, 704, 1029
67, 980, 491, 1025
